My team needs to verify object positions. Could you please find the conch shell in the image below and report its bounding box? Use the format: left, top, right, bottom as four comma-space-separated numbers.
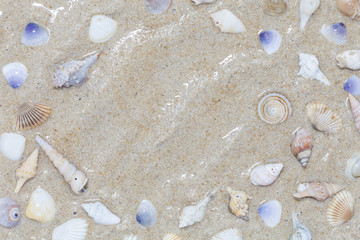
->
14, 148, 39, 193
35, 135, 88, 194
227, 187, 251, 220
290, 128, 313, 168
293, 182, 344, 201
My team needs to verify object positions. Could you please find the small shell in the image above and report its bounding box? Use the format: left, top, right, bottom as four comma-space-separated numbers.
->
259, 30, 282, 55
336, 50, 360, 70
191, 0, 216, 5
344, 75, 360, 96
320, 23, 347, 45
258, 200, 282, 228
124, 234, 137, 240
52, 218, 88, 240
293, 182, 344, 201
264, 0, 287, 16
25, 187, 56, 223
250, 163, 283, 186
290, 128, 313, 168
211, 228, 242, 240
89, 15, 118, 43
306, 103, 342, 133
336, 0, 360, 18
345, 153, 360, 179
298, 53, 330, 85
14, 148, 39, 193
15, 103, 51, 130
144, 0, 171, 14
210, 9, 246, 33
327, 191, 354, 226
136, 200, 157, 227
227, 187, 251, 220
0, 133, 26, 161
163, 233, 181, 240
21, 22, 49, 47
82, 201, 120, 225
0, 198, 21, 228
2, 62, 28, 88
348, 94, 360, 132
257, 93, 291, 124
300, 0, 320, 30
289, 213, 312, 240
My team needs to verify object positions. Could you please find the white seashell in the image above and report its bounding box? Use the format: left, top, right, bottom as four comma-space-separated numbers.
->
336, 50, 360, 70
264, 0, 287, 16
89, 15, 118, 43
179, 190, 216, 228
257, 93, 292, 124
298, 53, 329, 85
290, 128, 313, 168
136, 200, 157, 227
124, 234, 137, 240
320, 23, 347, 45
52, 218, 88, 240
210, 9, 246, 33
327, 191, 354, 226
191, 0, 216, 5
14, 148, 39, 193
258, 200, 282, 228
211, 228, 242, 240
0, 133, 26, 161
293, 182, 344, 201
306, 103, 342, 133
289, 213, 312, 240
250, 163, 283, 186
144, 0, 171, 14
2, 62, 28, 88
163, 233, 181, 240
336, 0, 360, 19
345, 153, 360, 179
16, 103, 51, 130
82, 201, 120, 225
348, 94, 360, 132
259, 30, 282, 55
299, 0, 320, 30
25, 187, 56, 223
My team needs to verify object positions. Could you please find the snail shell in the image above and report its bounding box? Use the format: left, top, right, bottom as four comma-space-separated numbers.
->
345, 153, 360, 179
0, 197, 21, 228
290, 128, 313, 168
289, 213, 312, 240
14, 148, 39, 193
336, 0, 360, 18
293, 182, 344, 201
227, 187, 251, 220
264, 0, 287, 16
250, 163, 283, 186
348, 94, 360, 133
257, 93, 291, 124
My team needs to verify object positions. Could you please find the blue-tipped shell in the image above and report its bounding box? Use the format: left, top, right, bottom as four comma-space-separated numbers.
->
0, 197, 21, 228
136, 200, 157, 227
320, 23, 346, 45
21, 22, 49, 47
2, 62, 28, 89
258, 200, 282, 228
344, 75, 360, 96
259, 30, 282, 55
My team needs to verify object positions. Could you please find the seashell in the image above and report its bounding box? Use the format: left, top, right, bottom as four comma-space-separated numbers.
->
290, 128, 313, 168
136, 200, 157, 227
179, 189, 216, 228
53, 51, 102, 88
259, 30, 282, 55
124, 234, 137, 240
299, 0, 320, 30
52, 218, 88, 240
14, 148, 39, 193
227, 187, 251, 220
298, 53, 329, 85
81, 201, 120, 225
191, 0, 216, 5
0, 133, 26, 161
264, 0, 287, 16
163, 233, 181, 240
258, 200, 281, 228
327, 191, 354, 226
348, 94, 360, 133
344, 75, 360, 96
25, 187, 56, 223
257, 93, 291, 124
0, 197, 21, 228
345, 153, 360, 179
89, 15, 118, 43
2, 62, 28, 88
35, 135, 88, 195
210, 9, 246, 34
15, 103, 51, 130
211, 228, 242, 240
293, 182, 344, 201
21, 22, 49, 47
289, 213, 312, 240
320, 23, 347, 45
336, 0, 360, 19
250, 163, 283, 186
336, 50, 360, 70
144, 0, 171, 14
306, 103, 342, 133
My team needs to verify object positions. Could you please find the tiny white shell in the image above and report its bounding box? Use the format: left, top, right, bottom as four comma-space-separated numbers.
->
250, 163, 283, 186
336, 50, 360, 70
0, 133, 26, 161
82, 201, 120, 225
258, 200, 282, 228
192, 0, 216, 5
89, 15, 118, 43
211, 228, 242, 240
210, 9, 246, 33
25, 187, 56, 223
52, 218, 88, 240
300, 0, 320, 30
298, 53, 329, 85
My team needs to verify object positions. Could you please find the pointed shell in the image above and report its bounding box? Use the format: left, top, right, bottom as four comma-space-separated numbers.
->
345, 153, 360, 179
25, 187, 56, 223
258, 200, 282, 228
300, 0, 320, 30
327, 191, 354, 226
14, 148, 39, 193
81, 201, 120, 225
0, 198, 21, 228
290, 128, 313, 167
257, 93, 291, 124
52, 218, 88, 240
16, 103, 51, 130
348, 94, 360, 132
293, 182, 344, 201
163, 233, 181, 240
264, 0, 287, 16
250, 163, 283, 186
336, 0, 360, 18
336, 50, 360, 70
210, 9, 246, 33
211, 228, 242, 240
227, 187, 251, 220
306, 103, 342, 133
290, 213, 312, 240
298, 53, 329, 85
136, 200, 157, 227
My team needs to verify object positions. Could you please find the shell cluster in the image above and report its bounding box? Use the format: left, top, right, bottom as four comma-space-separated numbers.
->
257, 93, 291, 124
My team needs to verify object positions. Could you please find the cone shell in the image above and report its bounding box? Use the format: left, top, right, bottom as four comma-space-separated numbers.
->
163, 233, 181, 240
327, 191, 354, 226
15, 103, 51, 130
264, 0, 287, 16
250, 163, 283, 186
211, 228, 242, 240
227, 187, 251, 220
348, 94, 360, 132
290, 128, 313, 167
336, 0, 360, 18
293, 182, 344, 201
14, 148, 39, 193
306, 103, 342, 133
52, 218, 88, 240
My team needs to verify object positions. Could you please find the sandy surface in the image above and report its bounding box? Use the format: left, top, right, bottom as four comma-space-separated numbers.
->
0, 0, 359, 239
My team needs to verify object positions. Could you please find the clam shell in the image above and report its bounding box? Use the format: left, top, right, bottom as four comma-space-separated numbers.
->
144, 0, 171, 14
345, 153, 360, 179
298, 53, 329, 85
300, 0, 320, 30
344, 75, 360, 96
306, 103, 342, 133
136, 200, 157, 227
250, 163, 283, 186
257, 93, 291, 124
259, 30, 282, 55
336, 0, 360, 18
327, 191, 354, 226
0, 198, 21, 228
15, 103, 51, 130
163, 233, 181, 240
0, 133, 26, 161
211, 228, 242, 240
89, 15, 117, 43
227, 187, 251, 220
290, 128, 313, 168
348, 94, 360, 132
52, 218, 88, 240
258, 200, 282, 228
81, 201, 120, 225
210, 9, 246, 33
2, 62, 28, 88
336, 50, 360, 70
289, 213, 312, 240
293, 182, 344, 201
264, 0, 287, 16
320, 23, 347, 45
25, 187, 56, 223
14, 148, 39, 193
21, 22, 49, 47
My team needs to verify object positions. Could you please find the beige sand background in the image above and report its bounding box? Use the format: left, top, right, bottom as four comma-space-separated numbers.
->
0, 0, 359, 239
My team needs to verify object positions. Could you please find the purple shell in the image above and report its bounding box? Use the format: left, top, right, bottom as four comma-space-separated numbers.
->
2, 62, 28, 89
0, 198, 21, 228
144, 0, 171, 14
320, 23, 346, 45
259, 30, 282, 55
344, 75, 360, 96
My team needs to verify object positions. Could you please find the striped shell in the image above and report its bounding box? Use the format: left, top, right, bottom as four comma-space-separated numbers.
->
163, 233, 181, 240
348, 94, 360, 132
327, 191, 354, 226
306, 103, 342, 133
290, 128, 313, 167
14, 148, 39, 193
52, 218, 88, 240
258, 93, 291, 124
211, 228, 242, 240
16, 103, 51, 130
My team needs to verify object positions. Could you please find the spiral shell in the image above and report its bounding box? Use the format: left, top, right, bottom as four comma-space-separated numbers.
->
14, 148, 39, 193
250, 163, 283, 186
258, 93, 291, 124
348, 94, 360, 132
306, 103, 342, 133
345, 153, 360, 179
264, 0, 287, 16
327, 191, 354, 226
290, 128, 313, 168
0, 197, 21, 228
227, 187, 251, 220
289, 213, 312, 240
293, 182, 344, 202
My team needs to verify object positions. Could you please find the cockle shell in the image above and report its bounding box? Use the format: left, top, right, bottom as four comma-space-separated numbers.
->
53, 51, 102, 88
258, 200, 282, 228
52, 218, 88, 240
257, 93, 291, 124
179, 190, 216, 228
306, 103, 342, 133
25, 187, 56, 223
210, 9, 246, 33
344, 75, 360, 96
21, 22, 49, 47
0, 198, 21, 228
336, 0, 360, 19
345, 153, 360, 179
289, 213, 312, 240
327, 191, 354, 226
227, 187, 251, 220
320, 23, 347, 45
259, 30, 282, 55
336, 50, 360, 70
136, 200, 157, 227
144, 0, 171, 14
293, 182, 344, 201
81, 201, 120, 225
15, 103, 51, 130
14, 148, 39, 193
300, 0, 320, 30
89, 15, 118, 43
35, 135, 88, 195
2, 62, 28, 88
348, 94, 360, 132
298, 53, 329, 85
192, 0, 216, 5
250, 163, 283, 186
0, 133, 26, 161
163, 233, 181, 240
290, 128, 313, 168
211, 228, 242, 240
264, 0, 287, 16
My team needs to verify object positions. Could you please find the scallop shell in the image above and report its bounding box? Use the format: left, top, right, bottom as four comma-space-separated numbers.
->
15, 103, 51, 130
336, 0, 360, 18
192, 0, 216, 5
52, 218, 88, 240
290, 128, 313, 168
21, 22, 49, 47
163, 233, 181, 240
345, 153, 360, 179
348, 94, 360, 132
257, 93, 291, 124
306, 103, 342, 133
327, 191, 354, 226
298, 53, 329, 85
289, 213, 312, 240
210, 9, 246, 33
136, 200, 157, 227
211, 228, 242, 240
2, 62, 28, 88
25, 187, 56, 223
300, 0, 320, 30
259, 30, 282, 55
258, 200, 282, 228
320, 23, 347, 45
250, 163, 283, 186
227, 187, 251, 220
264, 0, 287, 16
14, 148, 39, 193
336, 50, 360, 70
293, 182, 344, 201
344, 75, 360, 96
0, 197, 21, 228
81, 201, 120, 225
144, 0, 171, 14
0, 133, 26, 161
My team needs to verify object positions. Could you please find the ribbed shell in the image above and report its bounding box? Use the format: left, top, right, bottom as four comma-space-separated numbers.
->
227, 187, 250, 220
52, 218, 88, 240
258, 93, 291, 124
211, 228, 242, 240
163, 233, 181, 240
14, 148, 39, 193
290, 128, 313, 167
264, 0, 287, 16
306, 103, 342, 133
327, 191, 354, 226
348, 94, 360, 132
16, 103, 51, 130
293, 182, 344, 202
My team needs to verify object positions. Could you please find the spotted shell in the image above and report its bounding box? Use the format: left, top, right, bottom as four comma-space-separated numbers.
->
306, 102, 342, 133
327, 190, 354, 226
258, 93, 291, 124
